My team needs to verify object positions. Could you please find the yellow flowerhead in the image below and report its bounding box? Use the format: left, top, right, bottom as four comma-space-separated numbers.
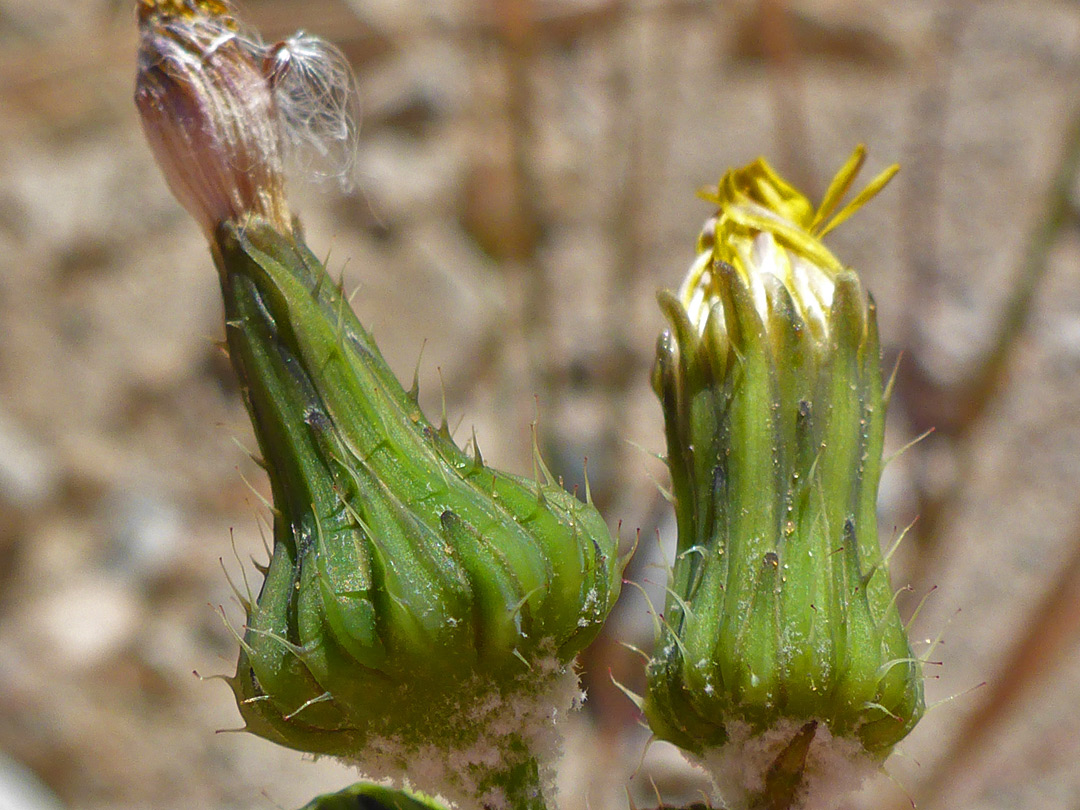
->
647, 148, 921, 809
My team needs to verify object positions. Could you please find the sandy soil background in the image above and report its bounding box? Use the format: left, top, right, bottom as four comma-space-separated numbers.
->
3, 1, 1080, 808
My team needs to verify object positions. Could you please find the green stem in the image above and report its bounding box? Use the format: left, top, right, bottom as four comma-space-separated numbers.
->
747, 721, 818, 810
483, 753, 548, 810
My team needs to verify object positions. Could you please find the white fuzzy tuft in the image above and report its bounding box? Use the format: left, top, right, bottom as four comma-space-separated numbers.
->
343, 656, 584, 810
695, 720, 880, 810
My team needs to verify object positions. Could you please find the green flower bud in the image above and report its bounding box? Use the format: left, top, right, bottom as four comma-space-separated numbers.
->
135, 3, 622, 806
645, 149, 924, 801
220, 222, 620, 767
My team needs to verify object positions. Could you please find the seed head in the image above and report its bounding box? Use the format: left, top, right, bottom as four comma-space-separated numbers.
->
135, 0, 291, 235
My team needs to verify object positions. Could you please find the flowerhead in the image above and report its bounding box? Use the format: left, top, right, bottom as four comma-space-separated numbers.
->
646, 148, 923, 806
135, 4, 622, 806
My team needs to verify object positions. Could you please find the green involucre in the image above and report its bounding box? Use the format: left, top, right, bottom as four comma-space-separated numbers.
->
214, 220, 622, 759
645, 153, 924, 760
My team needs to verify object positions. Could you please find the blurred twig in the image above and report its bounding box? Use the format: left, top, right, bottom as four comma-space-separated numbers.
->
887, 12, 1080, 802
963, 107, 1080, 429
911, 508, 1080, 808
900, 100, 1080, 580
485, 0, 549, 384
896, 0, 1080, 581
894, 4, 967, 560
899, 5, 965, 389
